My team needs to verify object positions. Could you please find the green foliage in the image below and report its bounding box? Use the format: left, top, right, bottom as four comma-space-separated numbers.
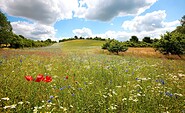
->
102, 39, 112, 49
155, 32, 185, 55
102, 39, 128, 54
0, 11, 12, 32
0, 11, 56, 48
142, 37, 152, 43
0, 11, 13, 46
130, 36, 139, 43
155, 15, 185, 56
180, 15, 185, 26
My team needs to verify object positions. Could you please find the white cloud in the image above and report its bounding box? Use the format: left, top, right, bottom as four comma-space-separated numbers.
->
0, 0, 78, 25
11, 21, 57, 40
72, 27, 92, 37
0, 0, 79, 40
75, 0, 157, 21
122, 10, 179, 32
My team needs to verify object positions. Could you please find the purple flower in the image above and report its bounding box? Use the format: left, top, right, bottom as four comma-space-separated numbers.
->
165, 92, 173, 97
47, 100, 52, 103
160, 80, 165, 85
125, 70, 128, 73
50, 96, 54, 99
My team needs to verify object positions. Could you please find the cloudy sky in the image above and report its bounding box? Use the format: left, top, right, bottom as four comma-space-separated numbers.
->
0, 0, 184, 41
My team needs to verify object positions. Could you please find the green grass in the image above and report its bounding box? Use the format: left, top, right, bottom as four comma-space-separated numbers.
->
61, 40, 105, 53
0, 40, 185, 113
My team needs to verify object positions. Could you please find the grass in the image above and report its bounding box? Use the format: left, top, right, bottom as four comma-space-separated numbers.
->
0, 40, 185, 113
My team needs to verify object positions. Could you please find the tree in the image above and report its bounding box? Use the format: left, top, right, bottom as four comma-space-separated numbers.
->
155, 32, 185, 56
102, 39, 128, 54
0, 11, 13, 47
130, 36, 139, 43
102, 39, 112, 50
180, 15, 185, 26
74, 36, 78, 39
142, 37, 152, 43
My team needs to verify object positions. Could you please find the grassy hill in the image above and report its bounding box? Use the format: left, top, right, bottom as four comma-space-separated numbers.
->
60, 39, 105, 53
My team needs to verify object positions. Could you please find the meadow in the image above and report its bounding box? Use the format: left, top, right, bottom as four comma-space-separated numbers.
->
0, 40, 185, 113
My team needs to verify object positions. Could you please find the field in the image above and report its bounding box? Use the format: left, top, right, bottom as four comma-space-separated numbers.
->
0, 40, 185, 113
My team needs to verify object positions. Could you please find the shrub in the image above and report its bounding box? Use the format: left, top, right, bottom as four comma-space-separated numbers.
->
102, 39, 128, 54
155, 32, 185, 56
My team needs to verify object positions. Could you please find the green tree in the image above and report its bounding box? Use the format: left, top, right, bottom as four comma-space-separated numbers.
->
142, 37, 152, 43
155, 32, 185, 56
74, 36, 78, 39
102, 39, 112, 50
180, 15, 185, 26
154, 15, 185, 56
0, 11, 13, 47
102, 39, 128, 54
130, 36, 139, 43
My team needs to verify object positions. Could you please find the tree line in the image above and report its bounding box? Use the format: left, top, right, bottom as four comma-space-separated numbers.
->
59, 36, 106, 42
0, 11, 56, 48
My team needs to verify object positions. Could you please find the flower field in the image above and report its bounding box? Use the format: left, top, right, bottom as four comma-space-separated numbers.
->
0, 40, 185, 113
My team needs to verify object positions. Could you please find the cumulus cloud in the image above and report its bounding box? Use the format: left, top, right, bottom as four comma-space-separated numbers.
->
11, 21, 57, 40
72, 27, 93, 37
0, 0, 79, 40
75, 0, 157, 21
0, 0, 78, 25
122, 10, 179, 32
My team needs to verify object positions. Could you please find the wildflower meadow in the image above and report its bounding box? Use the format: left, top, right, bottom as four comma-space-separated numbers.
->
0, 40, 185, 113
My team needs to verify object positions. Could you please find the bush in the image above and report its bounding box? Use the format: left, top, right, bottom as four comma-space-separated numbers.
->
155, 32, 185, 56
102, 39, 128, 54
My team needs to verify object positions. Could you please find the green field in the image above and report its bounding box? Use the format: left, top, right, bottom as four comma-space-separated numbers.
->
0, 40, 185, 113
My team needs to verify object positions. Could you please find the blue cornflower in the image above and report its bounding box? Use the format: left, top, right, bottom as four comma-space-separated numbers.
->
160, 79, 165, 85
47, 100, 52, 103
165, 92, 173, 97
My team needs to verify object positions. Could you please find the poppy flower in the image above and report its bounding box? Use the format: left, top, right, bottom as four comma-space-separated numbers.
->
65, 76, 68, 79
25, 76, 33, 81
35, 74, 44, 82
44, 76, 52, 82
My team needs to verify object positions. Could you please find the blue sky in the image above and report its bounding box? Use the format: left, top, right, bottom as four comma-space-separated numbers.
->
0, 0, 184, 41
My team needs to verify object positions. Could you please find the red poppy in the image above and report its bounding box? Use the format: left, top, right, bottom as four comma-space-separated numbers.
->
25, 76, 33, 81
44, 76, 52, 82
35, 74, 44, 82
66, 76, 68, 79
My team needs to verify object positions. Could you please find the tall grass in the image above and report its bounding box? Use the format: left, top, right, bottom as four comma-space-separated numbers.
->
0, 40, 185, 112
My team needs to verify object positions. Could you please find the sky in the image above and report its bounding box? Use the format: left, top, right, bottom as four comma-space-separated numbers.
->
0, 0, 185, 41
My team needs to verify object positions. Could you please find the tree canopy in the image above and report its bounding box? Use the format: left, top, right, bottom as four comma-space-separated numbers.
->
155, 15, 185, 56
0, 11, 13, 46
